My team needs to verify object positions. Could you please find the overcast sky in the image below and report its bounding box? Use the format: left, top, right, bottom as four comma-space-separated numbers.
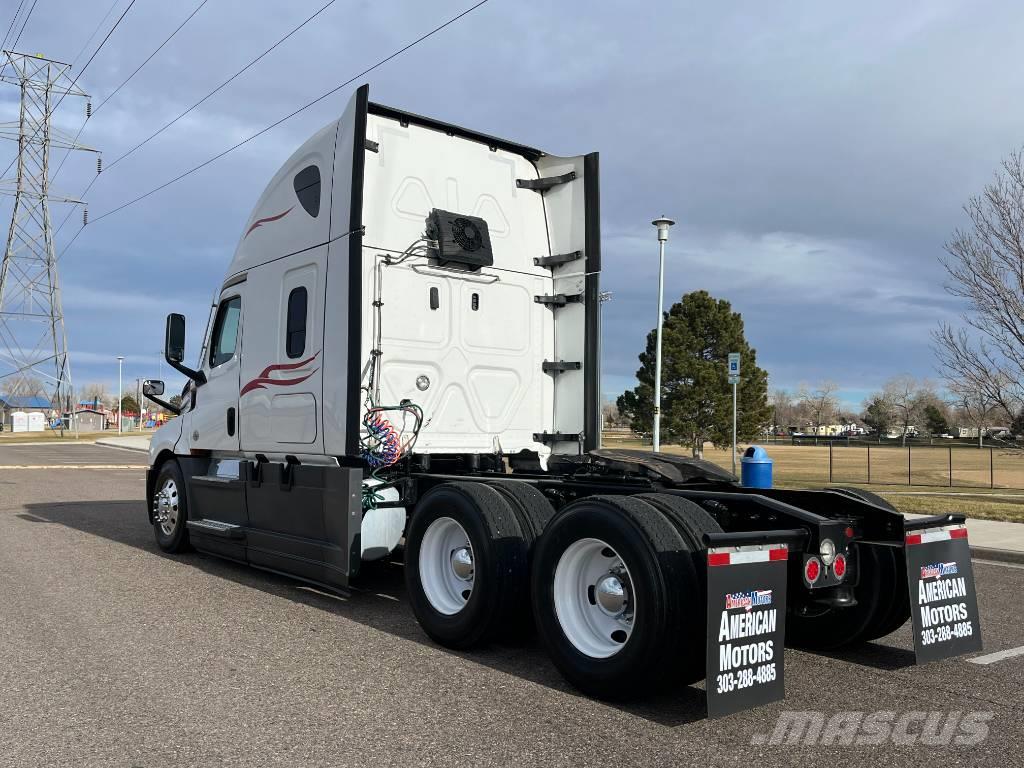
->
2, 0, 1018, 409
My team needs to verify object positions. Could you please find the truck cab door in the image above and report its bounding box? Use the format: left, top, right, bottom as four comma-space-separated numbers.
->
191, 287, 243, 453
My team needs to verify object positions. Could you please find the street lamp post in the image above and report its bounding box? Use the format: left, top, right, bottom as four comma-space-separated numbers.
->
651, 216, 675, 452
117, 356, 124, 434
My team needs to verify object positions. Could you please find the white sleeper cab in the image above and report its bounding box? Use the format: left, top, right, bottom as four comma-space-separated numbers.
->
143, 84, 975, 707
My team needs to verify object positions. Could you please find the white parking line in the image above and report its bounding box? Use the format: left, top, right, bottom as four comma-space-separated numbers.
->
973, 558, 1024, 570
0, 464, 147, 470
968, 645, 1024, 665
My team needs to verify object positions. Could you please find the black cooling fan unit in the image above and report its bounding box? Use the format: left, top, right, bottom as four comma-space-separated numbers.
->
425, 209, 493, 269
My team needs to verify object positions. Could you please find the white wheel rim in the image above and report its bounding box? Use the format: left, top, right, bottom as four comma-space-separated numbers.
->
419, 517, 474, 615
154, 477, 179, 536
553, 537, 636, 658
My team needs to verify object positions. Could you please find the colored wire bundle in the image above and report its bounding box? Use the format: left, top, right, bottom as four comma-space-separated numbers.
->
360, 402, 424, 469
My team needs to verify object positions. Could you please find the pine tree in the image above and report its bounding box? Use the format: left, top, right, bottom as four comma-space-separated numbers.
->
617, 291, 769, 457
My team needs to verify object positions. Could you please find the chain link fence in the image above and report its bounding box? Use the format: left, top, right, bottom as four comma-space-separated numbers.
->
816, 442, 1024, 489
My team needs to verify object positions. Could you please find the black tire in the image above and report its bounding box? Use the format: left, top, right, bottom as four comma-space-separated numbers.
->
485, 479, 557, 636
633, 493, 723, 684
485, 479, 555, 544
151, 459, 190, 553
405, 482, 527, 650
833, 488, 911, 640
531, 495, 698, 699
833, 487, 896, 511
786, 542, 893, 650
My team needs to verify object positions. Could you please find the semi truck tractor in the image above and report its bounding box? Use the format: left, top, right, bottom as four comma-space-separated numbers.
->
143, 84, 981, 711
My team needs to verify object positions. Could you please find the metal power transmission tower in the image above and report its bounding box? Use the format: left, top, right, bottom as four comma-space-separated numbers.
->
0, 51, 96, 427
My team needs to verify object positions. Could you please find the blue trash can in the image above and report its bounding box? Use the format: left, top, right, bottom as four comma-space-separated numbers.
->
740, 445, 773, 488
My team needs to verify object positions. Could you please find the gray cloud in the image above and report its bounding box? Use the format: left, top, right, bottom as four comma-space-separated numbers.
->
1, 0, 1015, 402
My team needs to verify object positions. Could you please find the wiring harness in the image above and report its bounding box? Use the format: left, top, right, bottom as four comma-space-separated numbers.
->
357, 236, 434, 510
360, 402, 423, 469
359, 400, 424, 510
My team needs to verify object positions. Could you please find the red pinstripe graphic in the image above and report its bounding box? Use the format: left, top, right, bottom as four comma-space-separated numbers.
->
244, 206, 294, 239
240, 351, 319, 396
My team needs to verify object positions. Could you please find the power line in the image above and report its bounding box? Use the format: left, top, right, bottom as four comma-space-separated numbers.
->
95, 0, 210, 115
59, 0, 492, 258
63, 0, 138, 103
1, 0, 137, 181
69, 0, 121, 68
53, 0, 341, 239
0, 0, 38, 79
104, 0, 341, 173
8, 0, 38, 50
0, 0, 28, 51
51, 0, 212, 182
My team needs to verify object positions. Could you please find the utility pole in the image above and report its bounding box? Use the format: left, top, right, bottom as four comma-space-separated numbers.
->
651, 217, 674, 452
117, 356, 124, 434
0, 52, 97, 437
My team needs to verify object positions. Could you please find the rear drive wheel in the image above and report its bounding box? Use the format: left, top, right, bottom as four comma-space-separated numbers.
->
531, 495, 698, 699
152, 460, 190, 553
405, 482, 527, 649
787, 542, 893, 650
485, 479, 556, 635
486, 479, 555, 543
634, 493, 723, 683
834, 488, 910, 641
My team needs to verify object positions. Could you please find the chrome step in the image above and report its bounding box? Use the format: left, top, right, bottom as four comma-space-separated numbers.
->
186, 519, 246, 539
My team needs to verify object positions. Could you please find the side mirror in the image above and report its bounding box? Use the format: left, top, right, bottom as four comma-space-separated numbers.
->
143, 379, 165, 397
141, 378, 180, 415
162, 313, 206, 385
165, 313, 186, 364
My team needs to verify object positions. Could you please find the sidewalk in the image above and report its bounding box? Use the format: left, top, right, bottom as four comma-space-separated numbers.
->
94, 435, 151, 453
906, 513, 1024, 564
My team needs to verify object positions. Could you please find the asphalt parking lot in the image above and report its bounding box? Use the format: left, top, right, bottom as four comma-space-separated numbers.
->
1, 444, 1022, 767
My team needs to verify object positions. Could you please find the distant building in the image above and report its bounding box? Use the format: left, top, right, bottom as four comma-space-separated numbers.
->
74, 409, 107, 432
0, 395, 54, 431
792, 423, 864, 437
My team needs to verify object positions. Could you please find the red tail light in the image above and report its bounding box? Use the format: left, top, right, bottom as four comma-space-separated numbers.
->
833, 553, 847, 580
804, 556, 822, 585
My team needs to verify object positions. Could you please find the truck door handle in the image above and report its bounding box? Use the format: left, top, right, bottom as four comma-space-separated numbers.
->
227, 407, 236, 436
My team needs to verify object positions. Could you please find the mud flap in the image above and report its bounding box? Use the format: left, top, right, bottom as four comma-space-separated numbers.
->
705, 542, 789, 719
905, 522, 983, 663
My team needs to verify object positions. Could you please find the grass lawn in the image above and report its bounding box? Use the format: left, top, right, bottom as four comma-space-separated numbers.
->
870, 493, 1024, 524
602, 434, 1024, 524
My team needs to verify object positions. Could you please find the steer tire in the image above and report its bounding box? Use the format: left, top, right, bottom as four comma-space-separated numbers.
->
405, 482, 527, 650
531, 495, 698, 699
151, 459, 190, 553
633, 493, 723, 684
833, 487, 911, 641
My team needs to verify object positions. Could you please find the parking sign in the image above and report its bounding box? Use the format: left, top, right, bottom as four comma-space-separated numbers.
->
728, 353, 740, 377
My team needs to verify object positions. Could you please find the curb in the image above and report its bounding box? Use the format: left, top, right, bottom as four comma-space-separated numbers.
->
970, 545, 1024, 566
94, 439, 149, 454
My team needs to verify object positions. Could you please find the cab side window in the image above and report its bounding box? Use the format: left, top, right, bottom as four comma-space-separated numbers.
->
286, 287, 307, 358
293, 165, 321, 217
209, 296, 241, 367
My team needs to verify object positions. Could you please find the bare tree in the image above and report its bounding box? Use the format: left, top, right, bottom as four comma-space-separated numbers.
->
769, 389, 796, 433
953, 391, 997, 448
80, 383, 108, 408
934, 148, 1024, 422
797, 382, 838, 435
3, 375, 45, 399
883, 375, 925, 445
